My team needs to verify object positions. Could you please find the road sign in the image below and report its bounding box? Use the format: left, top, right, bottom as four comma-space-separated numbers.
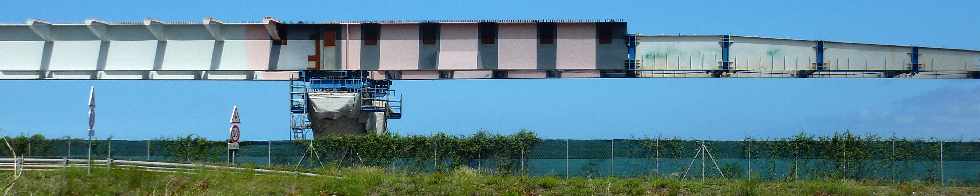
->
228, 105, 240, 150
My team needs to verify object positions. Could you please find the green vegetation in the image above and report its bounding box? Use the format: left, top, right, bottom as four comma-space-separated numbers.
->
311, 130, 540, 174
3, 167, 976, 195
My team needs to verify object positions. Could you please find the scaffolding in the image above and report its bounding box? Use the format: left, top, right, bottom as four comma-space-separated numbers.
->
289, 72, 312, 140
289, 71, 402, 140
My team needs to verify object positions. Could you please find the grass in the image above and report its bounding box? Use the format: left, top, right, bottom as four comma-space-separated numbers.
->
1, 166, 977, 195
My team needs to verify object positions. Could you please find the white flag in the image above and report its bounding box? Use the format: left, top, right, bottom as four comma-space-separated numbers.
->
87, 86, 95, 132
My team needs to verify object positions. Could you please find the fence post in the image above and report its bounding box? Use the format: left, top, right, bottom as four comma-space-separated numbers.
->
891, 134, 896, 183
146, 140, 151, 161
655, 136, 660, 177
433, 137, 437, 171
565, 138, 569, 179
268, 140, 272, 166
842, 136, 847, 180
108, 139, 112, 169
66, 139, 71, 159
107, 139, 112, 170
27, 141, 30, 158
939, 139, 944, 188
610, 139, 614, 177
746, 137, 751, 180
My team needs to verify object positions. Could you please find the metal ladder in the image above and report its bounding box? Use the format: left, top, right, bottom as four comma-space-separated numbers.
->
288, 72, 311, 140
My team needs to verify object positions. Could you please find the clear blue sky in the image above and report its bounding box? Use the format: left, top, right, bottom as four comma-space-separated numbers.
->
0, 0, 978, 140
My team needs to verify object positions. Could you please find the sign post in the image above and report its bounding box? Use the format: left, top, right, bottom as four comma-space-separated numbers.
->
87, 86, 95, 174
228, 105, 240, 165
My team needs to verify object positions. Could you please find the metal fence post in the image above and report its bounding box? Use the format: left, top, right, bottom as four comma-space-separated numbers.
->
656, 136, 660, 177
268, 140, 272, 166
66, 139, 71, 159
843, 137, 847, 180
746, 138, 751, 180
939, 139, 944, 188
891, 134, 896, 183
610, 139, 614, 177
146, 140, 151, 161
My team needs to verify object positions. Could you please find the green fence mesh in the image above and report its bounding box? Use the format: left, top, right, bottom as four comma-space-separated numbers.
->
3, 138, 979, 184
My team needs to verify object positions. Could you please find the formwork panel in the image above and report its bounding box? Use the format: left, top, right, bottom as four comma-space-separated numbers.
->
161, 40, 214, 70
497, 24, 537, 70
825, 42, 910, 71
636, 36, 720, 71
438, 23, 478, 70
49, 41, 100, 70
105, 40, 156, 70
0, 41, 44, 70
379, 24, 420, 70
730, 37, 815, 72
556, 23, 596, 70
219, 40, 271, 70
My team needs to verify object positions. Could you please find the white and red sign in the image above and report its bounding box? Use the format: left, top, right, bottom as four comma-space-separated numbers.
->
87, 86, 95, 137
228, 105, 240, 150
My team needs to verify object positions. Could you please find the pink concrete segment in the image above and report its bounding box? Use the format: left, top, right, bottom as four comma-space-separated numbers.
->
341, 24, 362, 70
245, 26, 272, 70
556, 23, 596, 70
438, 23, 479, 70
560, 70, 600, 78
506, 70, 547, 78
379, 24, 420, 70
255, 71, 295, 80
452, 70, 493, 78
400, 70, 440, 79
497, 24, 537, 70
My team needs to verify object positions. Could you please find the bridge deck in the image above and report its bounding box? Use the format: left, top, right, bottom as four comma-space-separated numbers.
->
1, 18, 977, 80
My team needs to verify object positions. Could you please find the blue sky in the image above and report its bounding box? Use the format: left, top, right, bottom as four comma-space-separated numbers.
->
0, 0, 978, 140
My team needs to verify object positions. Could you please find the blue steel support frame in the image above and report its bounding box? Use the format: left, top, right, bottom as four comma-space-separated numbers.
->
814, 41, 826, 71
715, 35, 734, 77
625, 34, 638, 77
910, 47, 921, 74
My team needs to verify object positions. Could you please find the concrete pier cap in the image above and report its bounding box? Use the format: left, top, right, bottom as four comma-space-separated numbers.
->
307, 92, 386, 137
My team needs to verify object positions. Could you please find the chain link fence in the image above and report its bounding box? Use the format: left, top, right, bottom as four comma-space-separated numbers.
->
2, 134, 978, 185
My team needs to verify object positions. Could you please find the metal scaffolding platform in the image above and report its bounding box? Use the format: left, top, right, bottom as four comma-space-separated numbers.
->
289, 71, 402, 139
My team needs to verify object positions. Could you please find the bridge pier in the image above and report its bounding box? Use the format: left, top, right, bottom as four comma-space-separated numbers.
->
307, 92, 387, 135
290, 71, 402, 139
